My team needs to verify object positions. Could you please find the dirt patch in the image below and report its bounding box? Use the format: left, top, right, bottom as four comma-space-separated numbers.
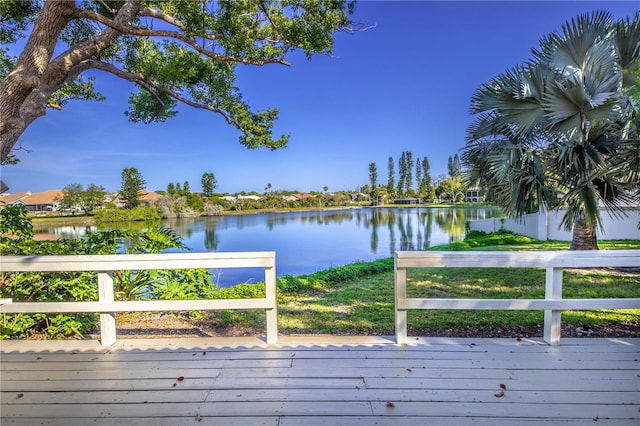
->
85, 312, 640, 340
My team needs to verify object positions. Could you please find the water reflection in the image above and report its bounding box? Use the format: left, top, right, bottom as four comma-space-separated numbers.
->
35, 207, 501, 286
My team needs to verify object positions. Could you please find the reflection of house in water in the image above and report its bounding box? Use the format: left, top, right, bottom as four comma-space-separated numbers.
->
35, 226, 98, 240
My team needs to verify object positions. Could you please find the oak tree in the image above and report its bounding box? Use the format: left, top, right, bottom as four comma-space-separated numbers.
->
58, 183, 107, 215
0, 0, 355, 169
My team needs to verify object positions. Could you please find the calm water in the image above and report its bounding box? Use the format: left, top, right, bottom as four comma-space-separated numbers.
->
36, 207, 501, 287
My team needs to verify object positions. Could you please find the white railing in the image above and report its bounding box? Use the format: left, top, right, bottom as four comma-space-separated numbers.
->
0, 252, 278, 346
394, 250, 640, 345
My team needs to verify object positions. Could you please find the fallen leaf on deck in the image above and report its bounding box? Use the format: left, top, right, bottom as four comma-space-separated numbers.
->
177, 376, 185, 381
494, 391, 505, 398
499, 384, 506, 390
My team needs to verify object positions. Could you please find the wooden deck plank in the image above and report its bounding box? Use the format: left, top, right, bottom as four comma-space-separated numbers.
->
2, 418, 636, 426
3, 388, 637, 405
6, 365, 634, 382
2, 418, 280, 426
4, 347, 636, 360
1, 337, 638, 424
3, 401, 637, 421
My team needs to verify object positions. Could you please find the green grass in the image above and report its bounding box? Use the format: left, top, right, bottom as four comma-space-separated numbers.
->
202, 232, 639, 335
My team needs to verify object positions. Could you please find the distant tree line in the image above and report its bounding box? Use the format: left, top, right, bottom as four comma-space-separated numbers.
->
367, 151, 472, 204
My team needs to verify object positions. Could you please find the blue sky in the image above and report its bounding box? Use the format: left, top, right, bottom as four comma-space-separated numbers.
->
2, 1, 638, 195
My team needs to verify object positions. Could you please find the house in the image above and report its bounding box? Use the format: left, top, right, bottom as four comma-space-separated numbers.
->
24, 190, 64, 212
0, 192, 32, 207
294, 193, 315, 201
281, 193, 316, 202
111, 190, 163, 207
0, 190, 64, 213
465, 187, 484, 203
139, 191, 163, 206
393, 198, 420, 205
221, 195, 263, 203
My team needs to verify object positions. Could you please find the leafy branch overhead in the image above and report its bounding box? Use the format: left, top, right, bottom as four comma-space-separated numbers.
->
0, 0, 357, 163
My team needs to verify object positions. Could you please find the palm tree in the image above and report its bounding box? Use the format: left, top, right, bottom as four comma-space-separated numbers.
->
464, 11, 640, 250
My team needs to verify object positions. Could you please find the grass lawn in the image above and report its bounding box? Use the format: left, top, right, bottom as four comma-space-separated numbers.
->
206, 233, 639, 336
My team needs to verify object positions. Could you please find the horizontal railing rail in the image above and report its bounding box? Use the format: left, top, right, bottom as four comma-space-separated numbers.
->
0, 252, 278, 346
394, 250, 640, 345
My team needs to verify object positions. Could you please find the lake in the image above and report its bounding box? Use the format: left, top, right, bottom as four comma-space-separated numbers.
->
36, 206, 502, 287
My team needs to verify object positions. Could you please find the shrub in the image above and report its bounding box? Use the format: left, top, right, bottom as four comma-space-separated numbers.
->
1, 206, 101, 339
0, 206, 215, 339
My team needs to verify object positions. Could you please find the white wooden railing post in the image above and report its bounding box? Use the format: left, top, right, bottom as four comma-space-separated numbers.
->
265, 264, 278, 344
543, 267, 563, 346
394, 254, 407, 344
98, 271, 117, 346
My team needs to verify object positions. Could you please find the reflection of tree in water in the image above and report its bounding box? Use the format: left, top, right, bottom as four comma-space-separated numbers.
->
415, 210, 430, 250
423, 211, 433, 249
152, 207, 499, 258
364, 208, 434, 252
387, 211, 396, 254
397, 214, 409, 250
264, 211, 354, 230
370, 209, 380, 253
434, 208, 466, 241
204, 226, 219, 251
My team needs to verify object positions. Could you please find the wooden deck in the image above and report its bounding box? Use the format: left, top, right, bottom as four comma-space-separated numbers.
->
1, 336, 639, 425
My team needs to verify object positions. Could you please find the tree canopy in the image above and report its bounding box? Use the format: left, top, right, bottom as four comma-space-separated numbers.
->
0, 0, 356, 173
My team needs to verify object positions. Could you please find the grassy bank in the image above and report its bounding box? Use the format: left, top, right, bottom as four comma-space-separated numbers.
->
32, 215, 95, 227
205, 232, 639, 336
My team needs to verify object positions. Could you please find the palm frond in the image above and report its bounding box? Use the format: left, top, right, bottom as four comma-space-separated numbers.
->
613, 12, 640, 87
542, 10, 613, 72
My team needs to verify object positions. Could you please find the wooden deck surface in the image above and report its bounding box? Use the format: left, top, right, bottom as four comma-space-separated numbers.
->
1, 336, 639, 425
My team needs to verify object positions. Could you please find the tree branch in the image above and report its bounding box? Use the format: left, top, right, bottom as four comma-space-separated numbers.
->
137, 6, 219, 42
75, 9, 291, 66
95, 0, 117, 16
81, 59, 238, 126
258, 1, 293, 46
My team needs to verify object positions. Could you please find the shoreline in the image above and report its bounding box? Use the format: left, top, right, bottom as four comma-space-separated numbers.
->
32, 203, 489, 228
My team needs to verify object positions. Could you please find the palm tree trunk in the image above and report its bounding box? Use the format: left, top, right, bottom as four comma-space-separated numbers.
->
570, 217, 599, 250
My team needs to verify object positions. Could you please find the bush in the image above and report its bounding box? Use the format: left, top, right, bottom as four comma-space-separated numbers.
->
1, 206, 215, 339
435, 241, 471, 251
465, 229, 534, 246
1, 206, 102, 339
428, 230, 536, 251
